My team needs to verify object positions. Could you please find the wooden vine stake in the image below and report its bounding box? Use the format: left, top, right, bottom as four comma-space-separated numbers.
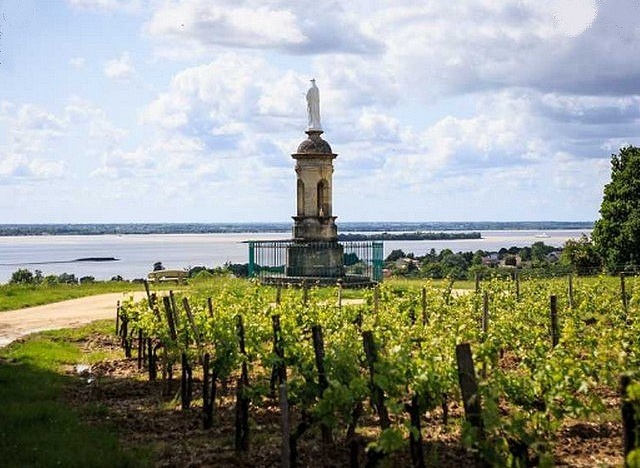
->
311, 325, 332, 450
137, 328, 144, 370
481, 292, 489, 336
373, 285, 380, 326
568, 274, 574, 310
362, 330, 389, 466
120, 315, 131, 358
235, 314, 250, 452
270, 315, 286, 395
178, 298, 193, 411
146, 338, 155, 380
621, 375, 639, 466
407, 393, 425, 468
182, 297, 202, 347
481, 292, 489, 379
115, 300, 120, 335
271, 315, 291, 468
550, 295, 559, 348
207, 297, 214, 318
202, 352, 214, 429
362, 331, 390, 429
143, 279, 152, 306
621, 273, 629, 318
455, 343, 485, 465
180, 352, 192, 410
161, 296, 177, 391
421, 286, 428, 325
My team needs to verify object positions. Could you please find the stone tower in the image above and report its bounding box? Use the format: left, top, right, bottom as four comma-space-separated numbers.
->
286, 81, 344, 278
292, 130, 338, 241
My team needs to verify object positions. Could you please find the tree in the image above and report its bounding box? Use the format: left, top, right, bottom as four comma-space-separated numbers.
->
10, 268, 34, 284
441, 253, 469, 279
592, 146, 640, 272
385, 249, 406, 262
531, 241, 554, 263
57, 273, 78, 284
560, 235, 601, 275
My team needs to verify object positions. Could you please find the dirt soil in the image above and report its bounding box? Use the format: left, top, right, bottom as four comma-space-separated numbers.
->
0, 292, 147, 347
63, 332, 625, 468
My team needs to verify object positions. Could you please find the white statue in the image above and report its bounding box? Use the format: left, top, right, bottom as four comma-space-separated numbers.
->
306, 79, 322, 131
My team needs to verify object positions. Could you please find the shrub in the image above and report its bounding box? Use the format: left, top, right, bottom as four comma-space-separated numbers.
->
9, 268, 35, 285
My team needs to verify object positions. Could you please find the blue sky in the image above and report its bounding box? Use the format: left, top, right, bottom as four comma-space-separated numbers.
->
1, 0, 638, 223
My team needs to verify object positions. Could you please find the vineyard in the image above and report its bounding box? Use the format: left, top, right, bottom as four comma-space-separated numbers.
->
113, 276, 640, 467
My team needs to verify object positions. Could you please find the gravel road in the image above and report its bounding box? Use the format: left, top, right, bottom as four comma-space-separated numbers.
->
0, 291, 147, 347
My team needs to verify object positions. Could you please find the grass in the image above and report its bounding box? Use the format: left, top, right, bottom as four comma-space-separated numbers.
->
0, 281, 145, 312
0, 321, 149, 467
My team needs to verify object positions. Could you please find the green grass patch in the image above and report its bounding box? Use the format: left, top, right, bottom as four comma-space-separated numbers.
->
0, 322, 148, 467
0, 282, 144, 312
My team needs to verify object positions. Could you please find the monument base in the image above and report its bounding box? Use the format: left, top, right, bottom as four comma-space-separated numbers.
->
292, 216, 338, 241
286, 241, 344, 277
260, 274, 375, 288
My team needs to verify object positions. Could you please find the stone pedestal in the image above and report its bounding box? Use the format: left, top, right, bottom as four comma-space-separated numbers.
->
292, 216, 337, 241
286, 242, 344, 277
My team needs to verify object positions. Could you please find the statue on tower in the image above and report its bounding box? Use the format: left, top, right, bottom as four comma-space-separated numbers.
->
306, 79, 322, 131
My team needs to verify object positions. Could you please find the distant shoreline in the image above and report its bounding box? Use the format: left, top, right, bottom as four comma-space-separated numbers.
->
0, 222, 595, 237
0, 257, 120, 266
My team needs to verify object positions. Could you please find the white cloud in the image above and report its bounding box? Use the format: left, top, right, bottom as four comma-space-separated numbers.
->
104, 52, 136, 81
142, 52, 304, 135
91, 147, 155, 178
551, 0, 598, 37
146, 2, 305, 49
144, 0, 382, 57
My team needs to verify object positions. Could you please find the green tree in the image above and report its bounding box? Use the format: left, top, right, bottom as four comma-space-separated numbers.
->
592, 146, 640, 272
9, 268, 34, 284
57, 273, 78, 284
441, 253, 469, 279
530, 242, 551, 263
560, 235, 601, 276
385, 249, 406, 262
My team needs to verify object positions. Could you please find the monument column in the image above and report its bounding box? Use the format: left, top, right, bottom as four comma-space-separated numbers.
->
286, 80, 344, 277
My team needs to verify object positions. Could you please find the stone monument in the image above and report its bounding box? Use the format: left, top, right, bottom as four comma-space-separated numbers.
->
286, 80, 344, 278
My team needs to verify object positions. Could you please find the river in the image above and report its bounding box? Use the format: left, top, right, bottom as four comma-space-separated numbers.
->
0, 229, 591, 283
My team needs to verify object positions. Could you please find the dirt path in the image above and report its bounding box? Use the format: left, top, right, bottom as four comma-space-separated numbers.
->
0, 292, 147, 347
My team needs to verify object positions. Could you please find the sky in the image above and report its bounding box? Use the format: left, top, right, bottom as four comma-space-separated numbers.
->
0, 0, 638, 223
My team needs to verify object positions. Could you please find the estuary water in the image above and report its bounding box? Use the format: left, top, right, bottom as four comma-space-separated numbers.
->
0, 229, 591, 283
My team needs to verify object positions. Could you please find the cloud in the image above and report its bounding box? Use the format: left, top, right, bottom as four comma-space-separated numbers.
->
91, 147, 155, 178
142, 52, 304, 135
127, 1, 640, 99
146, 2, 305, 49
0, 154, 66, 183
0, 100, 132, 184
104, 52, 136, 81
551, 0, 598, 37
144, 0, 382, 57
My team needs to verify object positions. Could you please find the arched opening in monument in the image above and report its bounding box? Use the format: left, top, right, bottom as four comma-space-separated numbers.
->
297, 179, 305, 216
317, 179, 329, 217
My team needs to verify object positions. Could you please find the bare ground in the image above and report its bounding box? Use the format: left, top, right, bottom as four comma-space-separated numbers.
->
0, 291, 147, 347
63, 332, 624, 468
